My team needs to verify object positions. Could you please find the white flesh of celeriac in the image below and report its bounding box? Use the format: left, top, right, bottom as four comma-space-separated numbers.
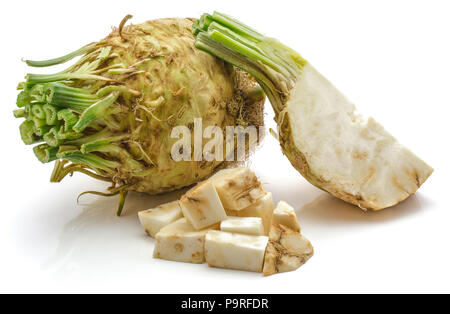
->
179, 180, 227, 230
272, 201, 300, 233
210, 167, 266, 211
138, 201, 183, 238
220, 217, 265, 236
286, 63, 434, 210
205, 230, 268, 272
153, 218, 218, 264
225, 192, 274, 235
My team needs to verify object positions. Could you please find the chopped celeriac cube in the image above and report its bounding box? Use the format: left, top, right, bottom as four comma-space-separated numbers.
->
179, 180, 227, 230
205, 230, 268, 272
272, 201, 301, 232
138, 200, 183, 237
153, 218, 218, 264
226, 192, 274, 235
211, 167, 266, 211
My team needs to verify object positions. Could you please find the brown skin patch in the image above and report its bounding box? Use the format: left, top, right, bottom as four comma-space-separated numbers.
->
191, 251, 202, 261
352, 150, 368, 160
404, 168, 421, 188
359, 167, 376, 187
181, 187, 209, 218
230, 177, 264, 206
174, 243, 184, 252
391, 176, 410, 194
185, 196, 201, 204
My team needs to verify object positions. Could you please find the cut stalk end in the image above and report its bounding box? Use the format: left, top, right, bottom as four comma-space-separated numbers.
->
193, 12, 307, 113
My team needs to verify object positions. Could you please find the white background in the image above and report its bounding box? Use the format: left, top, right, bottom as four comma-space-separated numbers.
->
0, 0, 448, 294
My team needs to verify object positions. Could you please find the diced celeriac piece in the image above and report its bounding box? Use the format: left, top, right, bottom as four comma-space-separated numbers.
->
226, 192, 274, 235
205, 230, 268, 272
220, 217, 264, 236
179, 180, 227, 230
138, 201, 183, 237
153, 218, 218, 264
210, 167, 266, 211
263, 224, 314, 276
272, 201, 301, 233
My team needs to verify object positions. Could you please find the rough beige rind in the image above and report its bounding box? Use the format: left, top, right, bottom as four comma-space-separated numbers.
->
263, 224, 314, 276
44, 18, 265, 197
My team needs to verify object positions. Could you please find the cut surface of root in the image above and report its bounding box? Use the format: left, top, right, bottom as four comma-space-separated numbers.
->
193, 11, 433, 210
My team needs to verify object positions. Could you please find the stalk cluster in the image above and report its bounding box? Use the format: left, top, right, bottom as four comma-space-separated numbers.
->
15, 43, 145, 214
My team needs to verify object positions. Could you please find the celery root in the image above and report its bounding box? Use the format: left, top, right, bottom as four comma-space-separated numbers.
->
13, 17, 265, 215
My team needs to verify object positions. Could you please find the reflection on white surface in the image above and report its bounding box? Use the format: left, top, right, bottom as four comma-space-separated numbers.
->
43, 190, 187, 282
